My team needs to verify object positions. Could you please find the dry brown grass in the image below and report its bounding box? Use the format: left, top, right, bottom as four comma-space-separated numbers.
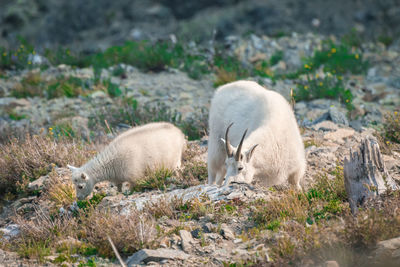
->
375, 111, 400, 155
15, 206, 77, 244
10, 202, 157, 260
131, 142, 208, 192
44, 170, 76, 211
214, 67, 238, 87
248, 168, 400, 266
383, 111, 400, 144
0, 134, 97, 196
145, 196, 185, 220
174, 142, 207, 188
81, 208, 157, 257
344, 190, 400, 248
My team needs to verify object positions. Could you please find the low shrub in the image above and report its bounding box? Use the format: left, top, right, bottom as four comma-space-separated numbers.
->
305, 40, 368, 75
382, 111, 400, 144
0, 38, 35, 70
294, 73, 353, 110
89, 97, 208, 140
12, 71, 44, 98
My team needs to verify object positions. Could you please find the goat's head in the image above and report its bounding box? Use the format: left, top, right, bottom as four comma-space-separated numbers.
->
221, 123, 258, 185
68, 165, 94, 200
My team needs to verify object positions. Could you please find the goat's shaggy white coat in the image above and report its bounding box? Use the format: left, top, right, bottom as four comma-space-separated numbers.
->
69, 122, 186, 199
207, 80, 306, 188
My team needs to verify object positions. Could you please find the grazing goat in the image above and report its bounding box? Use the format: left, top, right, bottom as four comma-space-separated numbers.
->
68, 122, 186, 199
207, 80, 306, 188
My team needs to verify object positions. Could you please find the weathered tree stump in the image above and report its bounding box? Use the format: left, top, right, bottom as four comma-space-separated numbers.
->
344, 137, 398, 214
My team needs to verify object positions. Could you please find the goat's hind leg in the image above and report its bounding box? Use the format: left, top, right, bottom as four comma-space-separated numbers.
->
288, 169, 304, 190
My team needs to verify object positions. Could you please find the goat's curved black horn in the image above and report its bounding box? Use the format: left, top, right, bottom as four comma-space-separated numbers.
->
235, 129, 247, 161
225, 123, 234, 157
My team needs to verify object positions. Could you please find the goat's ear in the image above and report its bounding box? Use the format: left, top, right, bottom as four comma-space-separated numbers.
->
246, 144, 258, 162
81, 173, 88, 180
67, 164, 78, 172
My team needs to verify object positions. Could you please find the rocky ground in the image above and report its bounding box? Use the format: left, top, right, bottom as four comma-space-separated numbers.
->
0, 32, 400, 266
1, 0, 399, 50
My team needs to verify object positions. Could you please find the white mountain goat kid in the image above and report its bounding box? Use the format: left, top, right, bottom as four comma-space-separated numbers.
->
68, 122, 186, 199
207, 80, 306, 188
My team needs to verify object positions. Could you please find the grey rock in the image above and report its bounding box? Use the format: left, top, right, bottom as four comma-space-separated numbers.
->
309, 112, 330, 126
113, 183, 266, 214
203, 222, 214, 233
179, 230, 194, 252
0, 97, 30, 109
233, 238, 243, 244
373, 236, 400, 260
295, 102, 307, 111
90, 90, 108, 99
28, 54, 47, 66
191, 228, 202, 239
312, 121, 339, 132
349, 119, 364, 132
250, 34, 265, 50
220, 224, 235, 240
309, 106, 349, 126
390, 77, 400, 89
204, 233, 221, 241
27, 175, 48, 192
0, 224, 20, 240
329, 106, 349, 126
126, 248, 189, 266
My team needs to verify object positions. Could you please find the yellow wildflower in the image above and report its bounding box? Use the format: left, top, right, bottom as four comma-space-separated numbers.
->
346, 99, 350, 103
315, 74, 319, 78
304, 85, 309, 90
386, 141, 390, 145
331, 48, 336, 53
319, 82, 323, 86
304, 64, 310, 69
394, 111, 398, 115
355, 54, 359, 59
28, 61, 31, 65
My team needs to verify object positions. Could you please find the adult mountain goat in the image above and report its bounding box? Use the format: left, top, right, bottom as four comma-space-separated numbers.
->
207, 80, 306, 188
68, 122, 186, 200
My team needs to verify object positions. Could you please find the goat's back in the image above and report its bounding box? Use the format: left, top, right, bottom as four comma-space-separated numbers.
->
106, 122, 186, 180
209, 80, 297, 144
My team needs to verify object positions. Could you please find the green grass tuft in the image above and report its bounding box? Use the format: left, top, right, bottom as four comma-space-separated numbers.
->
305, 40, 368, 75
294, 73, 354, 110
